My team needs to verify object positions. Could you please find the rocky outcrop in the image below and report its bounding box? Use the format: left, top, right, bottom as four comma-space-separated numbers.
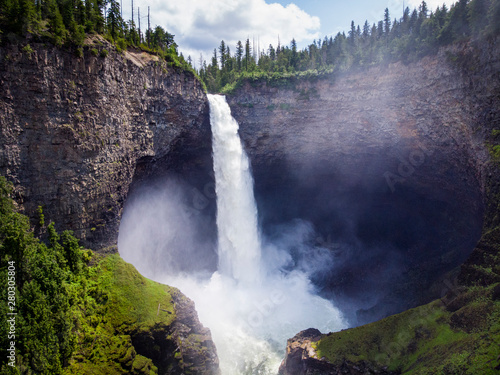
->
0, 37, 210, 250
130, 289, 220, 375
226, 39, 500, 324
278, 329, 399, 375
278, 328, 325, 375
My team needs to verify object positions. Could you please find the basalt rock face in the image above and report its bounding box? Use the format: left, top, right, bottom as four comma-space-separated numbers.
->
0, 39, 210, 250
226, 40, 500, 325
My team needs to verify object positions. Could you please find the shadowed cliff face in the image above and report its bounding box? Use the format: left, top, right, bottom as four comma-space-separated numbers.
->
227, 47, 488, 325
0, 40, 210, 249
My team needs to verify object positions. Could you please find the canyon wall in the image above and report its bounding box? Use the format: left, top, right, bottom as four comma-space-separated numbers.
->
225, 39, 500, 374
226, 39, 499, 324
0, 38, 211, 250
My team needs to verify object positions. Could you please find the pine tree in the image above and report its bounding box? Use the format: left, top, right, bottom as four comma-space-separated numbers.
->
107, 0, 122, 40
268, 44, 276, 61
419, 1, 429, 18
290, 38, 298, 68
244, 38, 251, 71
46, 0, 66, 44
468, 0, 489, 35
18, 0, 38, 34
218, 40, 226, 70
211, 48, 218, 75
225, 45, 232, 71
488, 0, 500, 35
236, 40, 243, 71
362, 20, 370, 39
384, 8, 391, 34
349, 20, 356, 44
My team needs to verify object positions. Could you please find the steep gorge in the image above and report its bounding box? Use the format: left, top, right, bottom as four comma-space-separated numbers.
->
1, 34, 499, 374
226, 39, 499, 325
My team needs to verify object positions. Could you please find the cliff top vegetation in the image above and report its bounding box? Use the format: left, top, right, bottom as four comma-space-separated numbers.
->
0, 0, 196, 74
198, 0, 500, 94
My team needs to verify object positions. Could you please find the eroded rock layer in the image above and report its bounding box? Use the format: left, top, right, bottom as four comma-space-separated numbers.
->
0, 40, 210, 249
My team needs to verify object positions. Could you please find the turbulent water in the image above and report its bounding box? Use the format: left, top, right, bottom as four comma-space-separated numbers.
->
119, 94, 347, 374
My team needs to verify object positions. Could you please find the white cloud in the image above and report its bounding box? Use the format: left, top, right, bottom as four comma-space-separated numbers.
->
125, 0, 320, 67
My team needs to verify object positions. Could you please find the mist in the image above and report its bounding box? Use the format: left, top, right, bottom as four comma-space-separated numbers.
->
118, 95, 347, 374
118, 87, 483, 372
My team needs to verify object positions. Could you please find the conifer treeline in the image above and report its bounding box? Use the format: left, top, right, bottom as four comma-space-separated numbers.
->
0, 0, 177, 56
199, 0, 500, 93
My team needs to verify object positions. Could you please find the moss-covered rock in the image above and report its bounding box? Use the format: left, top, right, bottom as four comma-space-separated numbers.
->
65, 254, 220, 375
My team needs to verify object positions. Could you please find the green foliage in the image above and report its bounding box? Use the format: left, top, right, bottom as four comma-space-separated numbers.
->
487, 129, 500, 162
492, 145, 500, 159
100, 48, 108, 58
0, 177, 81, 373
64, 253, 177, 374
0, 0, 191, 80
21, 44, 33, 54
37, 205, 44, 227
75, 47, 83, 57
0, 176, 176, 374
200, 0, 500, 93
116, 37, 127, 53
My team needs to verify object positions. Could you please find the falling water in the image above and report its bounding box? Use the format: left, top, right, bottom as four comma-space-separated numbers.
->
202, 94, 347, 374
209, 94, 262, 284
118, 95, 347, 375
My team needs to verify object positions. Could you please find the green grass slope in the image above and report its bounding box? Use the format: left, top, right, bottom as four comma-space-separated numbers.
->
315, 283, 500, 374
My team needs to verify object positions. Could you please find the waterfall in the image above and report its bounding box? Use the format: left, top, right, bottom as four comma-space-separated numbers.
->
204, 94, 347, 374
209, 94, 261, 284
119, 94, 347, 375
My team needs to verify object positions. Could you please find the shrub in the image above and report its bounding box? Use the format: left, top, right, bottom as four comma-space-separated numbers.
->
75, 47, 83, 58
116, 37, 127, 53
22, 44, 33, 55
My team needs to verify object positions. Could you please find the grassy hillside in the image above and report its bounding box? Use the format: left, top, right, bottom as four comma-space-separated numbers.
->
315, 281, 500, 373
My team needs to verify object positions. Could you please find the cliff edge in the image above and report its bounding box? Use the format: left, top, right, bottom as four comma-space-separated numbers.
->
0, 37, 210, 250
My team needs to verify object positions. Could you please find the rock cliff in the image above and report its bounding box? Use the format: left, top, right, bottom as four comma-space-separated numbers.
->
278, 329, 400, 375
0, 39, 218, 374
228, 39, 500, 374
226, 39, 498, 324
0, 37, 211, 250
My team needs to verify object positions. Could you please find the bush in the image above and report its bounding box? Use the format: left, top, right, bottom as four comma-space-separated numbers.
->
100, 49, 108, 58
0, 176, 86, 373
75, 47, 83, 58
22, 44, 33, 55
116, 37, 127, 53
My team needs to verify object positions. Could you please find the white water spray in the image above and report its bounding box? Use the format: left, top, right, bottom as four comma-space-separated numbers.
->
118, 94, 347, 375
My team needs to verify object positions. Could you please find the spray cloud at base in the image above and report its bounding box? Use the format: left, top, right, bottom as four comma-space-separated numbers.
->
118, 94, 347, 374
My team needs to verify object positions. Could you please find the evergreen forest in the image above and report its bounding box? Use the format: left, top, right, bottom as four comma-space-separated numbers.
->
198, 0, 500, 93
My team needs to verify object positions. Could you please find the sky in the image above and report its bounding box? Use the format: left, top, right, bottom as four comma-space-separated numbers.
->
121, 0, 458, 68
